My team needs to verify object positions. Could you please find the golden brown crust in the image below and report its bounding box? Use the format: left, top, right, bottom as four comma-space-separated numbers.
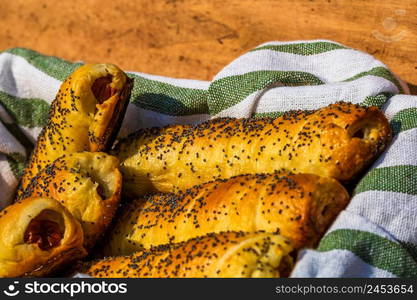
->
0, 197, 86, 277
103, 172, 349, 256
18, 64, 132, 196
114, 102, 391, 198
18, 152, 122, 250
85, 231, 293, 278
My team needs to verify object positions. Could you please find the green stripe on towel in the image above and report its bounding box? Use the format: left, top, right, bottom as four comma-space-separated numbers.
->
6, 48, 83, 82
129, 74, 208, 116
343, 67, 402, 92
390, 108, 417, 136
251, 41, 346, 55
0, 91, 49, 128
354, 165, 417, 196
208, 70, 324, 115
5, 48, 209, 117
360, 93, 392, 109
318, 229, 417, 278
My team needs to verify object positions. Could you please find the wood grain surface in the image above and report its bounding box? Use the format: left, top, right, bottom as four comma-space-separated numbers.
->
0, 0, 416, 90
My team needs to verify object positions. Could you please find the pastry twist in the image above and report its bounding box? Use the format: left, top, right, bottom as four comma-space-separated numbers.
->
114, 102, 390, 198
103, 172, 349, 255
85, 231, 293, 278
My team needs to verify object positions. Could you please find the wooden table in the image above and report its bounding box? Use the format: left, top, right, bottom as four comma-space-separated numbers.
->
0, 0, 416, 92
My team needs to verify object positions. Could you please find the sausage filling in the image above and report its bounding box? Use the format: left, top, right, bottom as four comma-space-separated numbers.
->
24, 213, 63, 251
91, 75, 115, 104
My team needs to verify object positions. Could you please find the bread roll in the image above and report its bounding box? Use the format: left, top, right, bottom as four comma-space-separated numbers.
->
85, 231, 293, 278
104, 172, 349, 256
18, 152, 122, 249
0, 197, 86, 277
18, 64, 133, 195
114, 102, 390, 198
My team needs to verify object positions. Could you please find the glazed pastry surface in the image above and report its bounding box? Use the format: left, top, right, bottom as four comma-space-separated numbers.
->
85, 231, 293, 278
0, 197, 86, 277
18, 152, 122, 249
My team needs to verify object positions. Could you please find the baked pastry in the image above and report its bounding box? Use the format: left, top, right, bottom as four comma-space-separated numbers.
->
103, 172, 349, 256
114, 102, 391, 198
84, 231, 293, 278
18, 63, 133, 195
0, 197, 86, 277
18, 152, 122, 249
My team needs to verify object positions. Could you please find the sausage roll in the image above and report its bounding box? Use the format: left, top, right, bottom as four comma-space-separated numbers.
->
103, 172, 349, 256
84, 231, 293, 278
0, 197, 86, 277
18, 152, 122, 249
114, 102, 391, 198
18, 63, 133, 195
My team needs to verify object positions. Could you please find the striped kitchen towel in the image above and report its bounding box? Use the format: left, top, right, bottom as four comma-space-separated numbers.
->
1, 40, 416, 277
